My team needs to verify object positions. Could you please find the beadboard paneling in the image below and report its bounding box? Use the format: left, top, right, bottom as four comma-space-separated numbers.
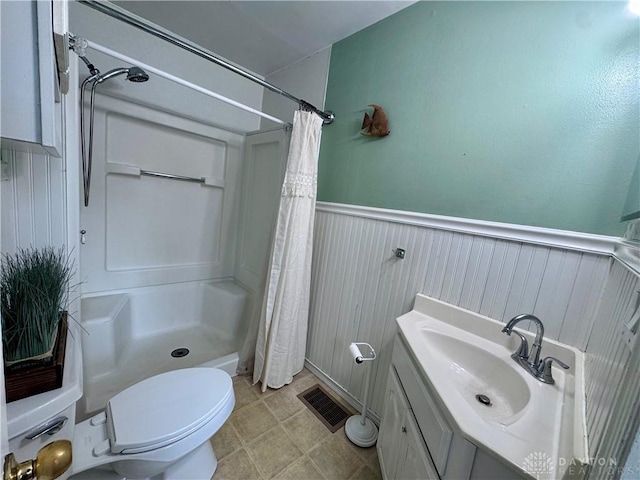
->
0, 148, 66, 253
307, 208, 611, 417
585, 260, 640, 477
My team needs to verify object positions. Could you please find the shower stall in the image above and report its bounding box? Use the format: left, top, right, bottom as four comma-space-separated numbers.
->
69, 2, 326, 419
76, 88, 292, 419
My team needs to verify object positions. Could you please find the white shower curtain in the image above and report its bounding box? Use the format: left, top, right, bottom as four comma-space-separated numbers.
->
252, 110, 323, 391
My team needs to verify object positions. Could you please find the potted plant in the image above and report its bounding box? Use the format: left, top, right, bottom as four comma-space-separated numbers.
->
1, 247, 74, 401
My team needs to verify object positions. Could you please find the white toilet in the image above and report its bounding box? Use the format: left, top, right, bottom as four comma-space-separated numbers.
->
69, 367, 235, 479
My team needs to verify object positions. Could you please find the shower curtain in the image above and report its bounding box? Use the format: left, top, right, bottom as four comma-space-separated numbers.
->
251, 110, 323, 391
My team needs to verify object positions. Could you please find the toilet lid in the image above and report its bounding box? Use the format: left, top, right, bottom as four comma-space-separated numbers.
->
106, 367, 233, 454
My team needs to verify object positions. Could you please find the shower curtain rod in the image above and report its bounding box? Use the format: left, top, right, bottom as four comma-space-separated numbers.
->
81, 39, 290, 126
78, 0, 335, 124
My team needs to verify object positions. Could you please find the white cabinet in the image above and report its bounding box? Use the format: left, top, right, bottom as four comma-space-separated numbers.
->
1, 0, 65, 157
377, 369, 439, 480
399, 413, 438, 480
378, 335, 524, 480
377, 369, 407, 479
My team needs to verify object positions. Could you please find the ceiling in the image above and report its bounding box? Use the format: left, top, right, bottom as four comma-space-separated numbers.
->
114, 1, 417, 77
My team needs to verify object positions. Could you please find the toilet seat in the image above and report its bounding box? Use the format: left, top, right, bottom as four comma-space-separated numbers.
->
106, 368, 232, 454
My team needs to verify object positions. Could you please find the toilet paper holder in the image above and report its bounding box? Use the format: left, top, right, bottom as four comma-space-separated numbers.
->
349, 342, 376, 364
346, 342, 378, 447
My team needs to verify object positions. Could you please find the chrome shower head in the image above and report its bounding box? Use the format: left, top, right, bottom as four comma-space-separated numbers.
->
95, 67, 127, 83
126, 67, 149, 83
81, 65, 149, 207
96, 66, 149, 84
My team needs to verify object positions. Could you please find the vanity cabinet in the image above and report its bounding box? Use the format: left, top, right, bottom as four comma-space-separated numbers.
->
0, 0, 65, 157
378, 334, 523, 480
377, 369, 438, 480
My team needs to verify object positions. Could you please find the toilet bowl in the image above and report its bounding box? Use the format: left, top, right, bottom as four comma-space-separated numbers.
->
69, 367, 234, 479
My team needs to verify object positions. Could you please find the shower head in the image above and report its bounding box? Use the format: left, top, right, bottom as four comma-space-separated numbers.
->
96, 66, 150, 84
81, 64, 149, 207
126, 67, 149, 83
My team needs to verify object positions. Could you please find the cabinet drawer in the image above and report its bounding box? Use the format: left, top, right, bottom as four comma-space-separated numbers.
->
392, 334, 452, 476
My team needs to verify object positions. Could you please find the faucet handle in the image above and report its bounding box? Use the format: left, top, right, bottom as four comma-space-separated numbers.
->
512, 332, 529, 360
537, 356, 570, 384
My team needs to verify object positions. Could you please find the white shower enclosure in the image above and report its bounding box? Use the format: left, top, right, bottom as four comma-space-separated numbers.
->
78, 91, 289, 418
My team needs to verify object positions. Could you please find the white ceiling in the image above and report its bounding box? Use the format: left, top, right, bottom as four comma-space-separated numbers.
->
114, 1, 417, 77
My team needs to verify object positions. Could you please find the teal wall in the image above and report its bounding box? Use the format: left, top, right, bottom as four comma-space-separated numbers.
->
318, 1, 639, 236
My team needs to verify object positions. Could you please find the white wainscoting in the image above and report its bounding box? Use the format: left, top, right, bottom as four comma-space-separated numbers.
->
0, 148, 66, 253
308, 203, 612, 418
585, 259, 640, 476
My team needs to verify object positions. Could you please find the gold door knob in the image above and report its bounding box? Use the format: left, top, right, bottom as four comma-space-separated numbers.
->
4, 440, 72, 480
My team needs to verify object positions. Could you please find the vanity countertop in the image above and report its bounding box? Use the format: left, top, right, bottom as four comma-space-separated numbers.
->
396, 294, 589, 479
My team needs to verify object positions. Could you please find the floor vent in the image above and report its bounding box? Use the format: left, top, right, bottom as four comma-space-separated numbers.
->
297, 384, 351, 433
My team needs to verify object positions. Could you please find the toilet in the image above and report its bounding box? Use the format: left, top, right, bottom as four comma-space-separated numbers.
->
69, 367, 235, 479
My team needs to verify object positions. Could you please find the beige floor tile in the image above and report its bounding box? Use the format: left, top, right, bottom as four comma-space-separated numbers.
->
244, 376, 283, 399
247, 368, 312, 398
291, 374, 322, 394
274, 455, 325, 480
308, 434, 365, 479
349, 465, 382, 480
350, 441, 378, 463
264, 386, 306, 421
282, 408, 331, 452
210, 422, 243, 461
219, 372, 379, 480
369, 453, 382, 477
233, 376, 260, 410
232, 375, 246, 384
213, 448, 262, 480
231, 402, 278, 444
246, 425, 304, 479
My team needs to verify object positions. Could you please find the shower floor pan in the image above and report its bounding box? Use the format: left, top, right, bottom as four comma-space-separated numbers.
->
79, 281, 248, 419
81, 327, 237, 418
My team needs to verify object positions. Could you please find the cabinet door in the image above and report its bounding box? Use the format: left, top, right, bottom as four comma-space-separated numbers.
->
36, 0, 63, 157
377, 369, 407, 480
0, 0, 62, 156
397, 409, 440, 480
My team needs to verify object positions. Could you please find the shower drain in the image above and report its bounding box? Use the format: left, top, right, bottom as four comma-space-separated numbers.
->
171, 348, 190, 358
475, 394, 492, 406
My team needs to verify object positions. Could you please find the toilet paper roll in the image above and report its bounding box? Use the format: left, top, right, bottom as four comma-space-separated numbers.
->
349, 343, 364, 364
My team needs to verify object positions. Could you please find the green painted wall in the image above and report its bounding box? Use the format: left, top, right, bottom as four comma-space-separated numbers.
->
318, 1, 639, 236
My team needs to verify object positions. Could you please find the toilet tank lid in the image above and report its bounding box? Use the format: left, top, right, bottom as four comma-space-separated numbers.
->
106, 367, 233, 454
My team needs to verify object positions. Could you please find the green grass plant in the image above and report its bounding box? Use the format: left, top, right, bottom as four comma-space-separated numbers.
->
1, 247, 73, 363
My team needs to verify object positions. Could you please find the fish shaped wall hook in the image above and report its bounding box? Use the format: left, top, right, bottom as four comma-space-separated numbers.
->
361, 104, 390, 137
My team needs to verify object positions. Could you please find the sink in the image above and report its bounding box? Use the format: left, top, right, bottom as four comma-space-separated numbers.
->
420, 329, 531, 422
396, 294, 588, 479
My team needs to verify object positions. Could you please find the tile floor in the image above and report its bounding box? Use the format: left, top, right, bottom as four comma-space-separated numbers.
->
210, 369, 383, 480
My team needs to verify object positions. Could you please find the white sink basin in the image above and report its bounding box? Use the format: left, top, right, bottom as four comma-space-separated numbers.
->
397, 294, 588, 479
420, 329, 531, 423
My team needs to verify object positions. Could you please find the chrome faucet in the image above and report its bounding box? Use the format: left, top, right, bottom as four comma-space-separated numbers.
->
501, 314, 569, 384
502, 314, 545, 366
